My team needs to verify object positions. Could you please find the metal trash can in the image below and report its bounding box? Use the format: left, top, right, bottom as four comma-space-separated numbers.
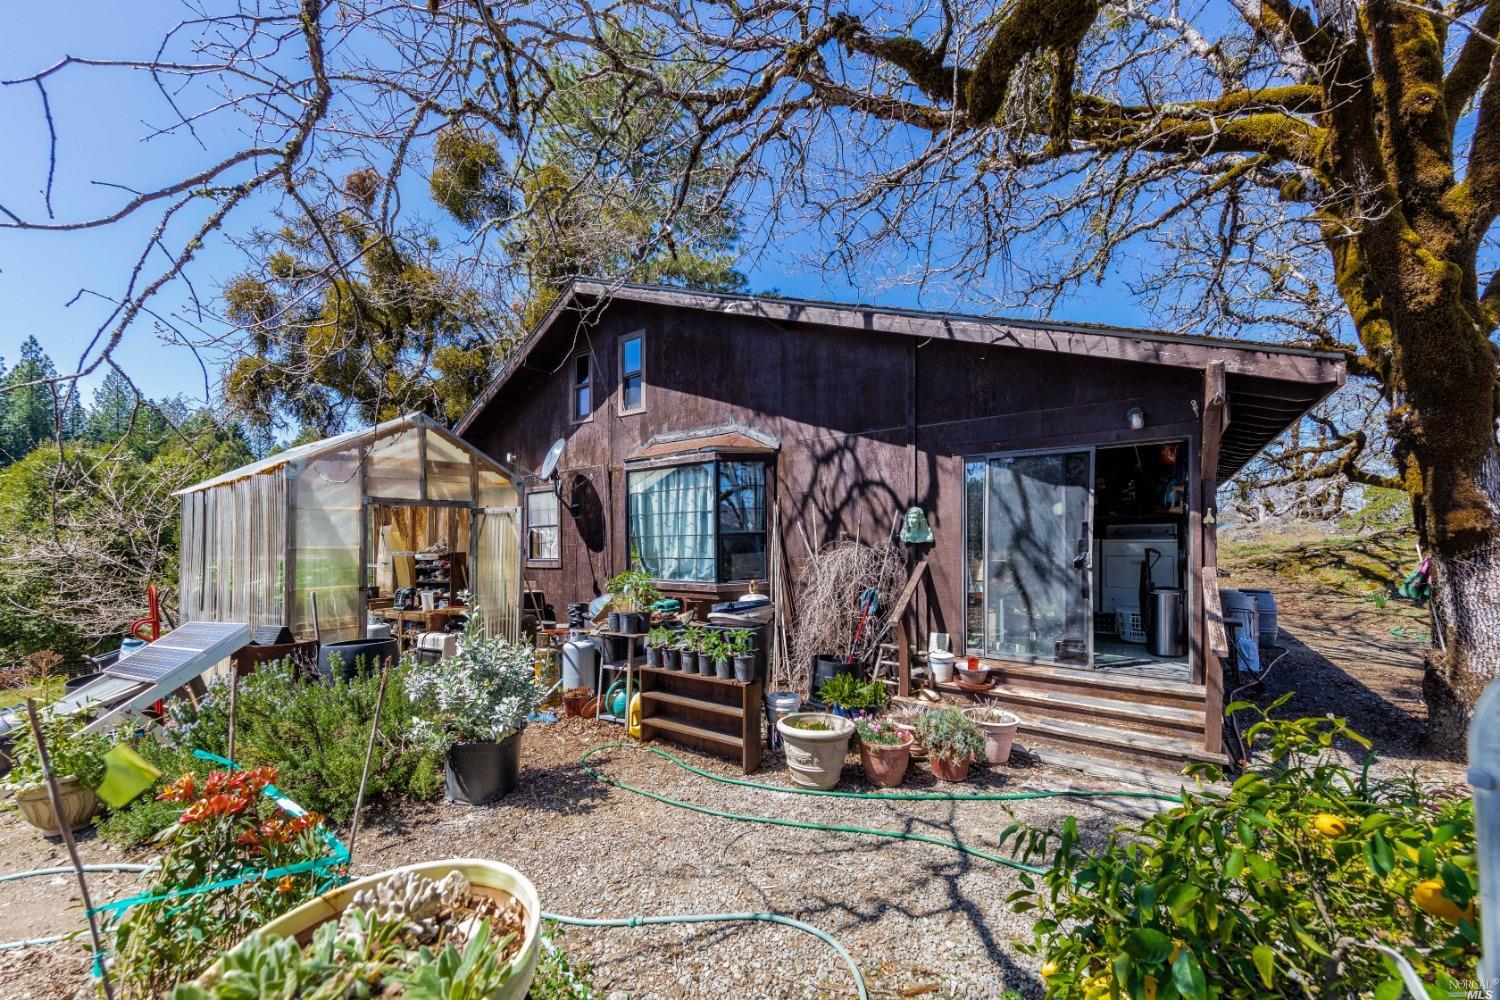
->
1147, 588, 1186, 658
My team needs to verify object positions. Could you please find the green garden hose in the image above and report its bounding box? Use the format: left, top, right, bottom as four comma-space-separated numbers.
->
541, 910, 869, 1000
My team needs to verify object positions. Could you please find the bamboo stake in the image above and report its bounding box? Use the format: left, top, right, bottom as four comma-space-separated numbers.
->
226, 667, 239, 765
24, 700, 115, 1000
346, 663, 390, 868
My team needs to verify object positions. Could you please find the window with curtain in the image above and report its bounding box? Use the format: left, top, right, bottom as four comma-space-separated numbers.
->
627, 459, 768, 582
526, 490, 559, 562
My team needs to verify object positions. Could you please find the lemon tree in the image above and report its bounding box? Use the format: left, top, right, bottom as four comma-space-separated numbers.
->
1003, 699, 1479, 997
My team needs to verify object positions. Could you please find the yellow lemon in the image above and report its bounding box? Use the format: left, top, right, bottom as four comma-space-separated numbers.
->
1414, 879, 1473, 923
1312, 813, 1347, 838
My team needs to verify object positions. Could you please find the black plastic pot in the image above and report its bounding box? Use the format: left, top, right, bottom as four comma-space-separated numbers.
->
714, 657, 732, 680
607, 611, 623, 632
319, 638, 399, 682
697, 652, 714, 676
663, 649, 680, 670
646, 646, 663, 668
602, 634, 629, 664
444, 731, 522, 805
811, 653, 856, 693
620, 611, 651, 634
733, 655, 755, 683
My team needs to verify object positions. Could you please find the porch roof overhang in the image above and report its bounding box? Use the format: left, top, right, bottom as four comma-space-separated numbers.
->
625, 426, 780, 468
457, 280, 1346, 482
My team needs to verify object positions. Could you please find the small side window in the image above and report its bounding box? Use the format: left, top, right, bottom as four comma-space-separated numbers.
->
620, 333, 644, 412
526, 491, 560, 562
571, 354, 592, 421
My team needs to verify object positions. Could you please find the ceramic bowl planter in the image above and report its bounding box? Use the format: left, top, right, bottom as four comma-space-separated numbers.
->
776, 712, 854, 789
202, 859, 541, 999
445, 731, 523, 805
15, 777, 99, 836
963, 707, 1020, 765
857, 730, 913, 788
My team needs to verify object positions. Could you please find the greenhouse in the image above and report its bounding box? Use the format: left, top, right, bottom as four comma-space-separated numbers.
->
174, 413, 522, 644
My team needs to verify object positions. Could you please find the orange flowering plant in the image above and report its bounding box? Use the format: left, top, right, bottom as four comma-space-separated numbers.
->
112, 765, 343, 998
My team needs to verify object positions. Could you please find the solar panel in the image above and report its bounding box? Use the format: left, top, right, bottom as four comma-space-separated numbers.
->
106, 622, 250, 684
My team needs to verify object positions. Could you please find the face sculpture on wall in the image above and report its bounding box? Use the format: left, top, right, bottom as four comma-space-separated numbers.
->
900, 506, 933, 544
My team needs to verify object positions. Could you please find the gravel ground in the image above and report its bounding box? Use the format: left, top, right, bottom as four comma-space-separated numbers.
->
0, 721, 1174, 999
0, 581, 1459, 999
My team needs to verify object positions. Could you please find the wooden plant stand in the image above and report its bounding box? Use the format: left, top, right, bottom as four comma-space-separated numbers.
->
637, 666, 762, 773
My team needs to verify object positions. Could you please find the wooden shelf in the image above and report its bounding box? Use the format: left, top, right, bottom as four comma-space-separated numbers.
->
637, 666, 762, 773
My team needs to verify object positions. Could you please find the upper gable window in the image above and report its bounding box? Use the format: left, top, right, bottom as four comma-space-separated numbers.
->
571, 353, 592, 421
620, 332, 644, 413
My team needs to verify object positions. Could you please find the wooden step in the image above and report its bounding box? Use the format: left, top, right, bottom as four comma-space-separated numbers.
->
980, 684, 1204, 738
1016, 745, 1208, 796
639, 714, 742, 748
980, 659, 1205, 709
1018, 715, 1230, 768
640, 689, 743, 719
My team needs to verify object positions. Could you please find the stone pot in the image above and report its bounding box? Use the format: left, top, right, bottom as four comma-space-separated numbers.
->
776, 712, 854, 790
963, 707, 1020, 765
928, 754, 972, 783
858, 734, 913, 788
15, 777, 100, 836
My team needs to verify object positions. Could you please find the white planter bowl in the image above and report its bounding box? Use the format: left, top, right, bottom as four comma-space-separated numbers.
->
777, 712, 855, 789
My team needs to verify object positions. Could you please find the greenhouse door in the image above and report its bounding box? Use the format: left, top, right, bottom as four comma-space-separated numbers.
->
472, 508, 521, 638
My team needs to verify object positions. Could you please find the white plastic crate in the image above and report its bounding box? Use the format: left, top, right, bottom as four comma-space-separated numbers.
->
1116, 608, 1147, 644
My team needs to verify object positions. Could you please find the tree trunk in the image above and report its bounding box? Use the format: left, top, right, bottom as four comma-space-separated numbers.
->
1422, 452, 1500, 759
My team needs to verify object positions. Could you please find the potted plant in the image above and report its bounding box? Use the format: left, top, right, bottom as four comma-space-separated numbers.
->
691, 628, 713, 676
407, 613, 543, 805
4, 711, 109, 836
645, 627, 672, 668
605, 570, 661, 635
817, 673, 889, 719
189, 860, 541, 999
855, 718, 913, 788
727, 628, 756, 683
704, 630, 732, 679
775, 712, 854, 789
915, 708, 985, 783
963, 703, 1021, 765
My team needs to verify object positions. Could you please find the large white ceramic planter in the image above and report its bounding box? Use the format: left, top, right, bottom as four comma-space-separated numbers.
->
777, 712, 854, 790
963, 707, 1020, 765
200, 859, 541, 998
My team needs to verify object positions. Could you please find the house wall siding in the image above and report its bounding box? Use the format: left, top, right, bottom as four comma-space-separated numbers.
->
465, 299, 1204, 639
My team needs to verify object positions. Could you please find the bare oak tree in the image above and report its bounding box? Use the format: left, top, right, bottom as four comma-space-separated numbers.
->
5, 0, 1498, 752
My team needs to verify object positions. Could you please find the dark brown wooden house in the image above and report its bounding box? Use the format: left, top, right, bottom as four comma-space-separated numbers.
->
457, 280, 1344, 769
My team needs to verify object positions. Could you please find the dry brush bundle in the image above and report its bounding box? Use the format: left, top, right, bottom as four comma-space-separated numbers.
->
786, 536, 905, 693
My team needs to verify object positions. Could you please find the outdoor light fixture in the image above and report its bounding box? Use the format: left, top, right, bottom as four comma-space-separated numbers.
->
1127, 406, 1147, 430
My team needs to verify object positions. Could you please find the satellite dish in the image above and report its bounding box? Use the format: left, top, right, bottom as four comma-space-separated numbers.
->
537, 437, 566, 480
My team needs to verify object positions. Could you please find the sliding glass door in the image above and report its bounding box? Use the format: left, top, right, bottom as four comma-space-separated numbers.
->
965, 449, 1093, 666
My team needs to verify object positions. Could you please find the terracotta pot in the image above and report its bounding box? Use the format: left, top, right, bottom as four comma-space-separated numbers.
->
776, 712, 854, 790
199, 859, 540, 998
562, 691, 596, 718
963, 708, 1020, 765
928, 755, 972, 783
858, 735, 913, 788
15, 777, 99, 836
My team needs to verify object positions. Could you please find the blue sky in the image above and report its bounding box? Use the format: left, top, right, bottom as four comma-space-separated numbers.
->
0, 3, 1154, 411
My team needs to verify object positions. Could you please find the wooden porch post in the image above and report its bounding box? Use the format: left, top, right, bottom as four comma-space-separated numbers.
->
1198, 361, 1229, 754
